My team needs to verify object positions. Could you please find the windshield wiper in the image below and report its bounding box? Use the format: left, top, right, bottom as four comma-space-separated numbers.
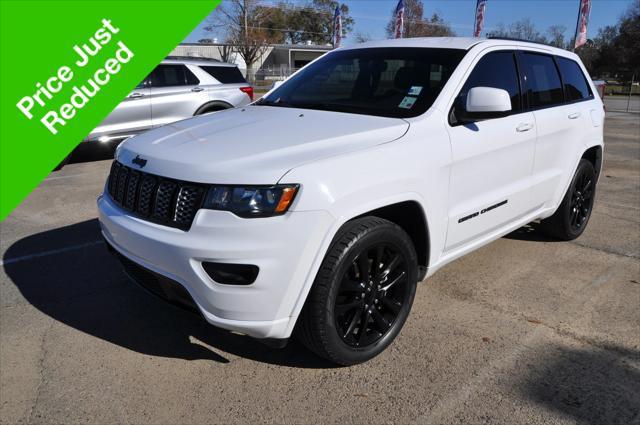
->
255, 98, 296, 108
293, 102, 356, 114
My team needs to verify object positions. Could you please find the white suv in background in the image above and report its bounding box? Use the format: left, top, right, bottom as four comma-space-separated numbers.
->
98, 37, 604, 365
88, 57, 253, 143
57, 58, 253, 169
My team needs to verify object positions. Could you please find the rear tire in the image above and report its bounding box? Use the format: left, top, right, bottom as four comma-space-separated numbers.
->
539, 159, 597, 241
296, 217, 418, 366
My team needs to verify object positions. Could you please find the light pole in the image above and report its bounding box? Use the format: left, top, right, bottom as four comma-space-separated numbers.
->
627, 74, 635, 113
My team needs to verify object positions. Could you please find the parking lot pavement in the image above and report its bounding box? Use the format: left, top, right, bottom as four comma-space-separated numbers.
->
604, 96, 640, 113
1, 113, 638, 425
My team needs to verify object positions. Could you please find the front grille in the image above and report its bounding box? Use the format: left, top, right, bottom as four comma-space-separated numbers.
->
107, 161, 206, 230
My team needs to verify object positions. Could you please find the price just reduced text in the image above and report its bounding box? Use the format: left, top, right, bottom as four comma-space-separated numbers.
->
15, 19, 134, 135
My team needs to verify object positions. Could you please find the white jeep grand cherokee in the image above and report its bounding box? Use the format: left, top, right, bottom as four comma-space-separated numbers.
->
98, 37, 604, 365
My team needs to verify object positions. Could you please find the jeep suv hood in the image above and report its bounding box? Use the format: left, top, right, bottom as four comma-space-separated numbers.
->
117, 105, 409, 184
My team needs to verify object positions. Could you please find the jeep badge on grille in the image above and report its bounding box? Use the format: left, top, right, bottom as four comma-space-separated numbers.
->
131, 155, 147, 168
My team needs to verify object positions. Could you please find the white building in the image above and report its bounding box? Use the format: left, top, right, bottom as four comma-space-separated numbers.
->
169, 42, 333, 83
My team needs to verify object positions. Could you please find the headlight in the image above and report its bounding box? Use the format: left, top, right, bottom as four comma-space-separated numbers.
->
202, 184, 299, 218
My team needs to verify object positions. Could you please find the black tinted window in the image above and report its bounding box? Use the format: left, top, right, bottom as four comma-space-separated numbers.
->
556, 57, 592, 102
258, 48, 466, 118
459, 51, 521, 112
520, 53, 564, 108
201, 66, 246, 84
150, 65, 199, 87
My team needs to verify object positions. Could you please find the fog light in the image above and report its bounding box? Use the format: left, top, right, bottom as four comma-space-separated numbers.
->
202, 262, 259, 285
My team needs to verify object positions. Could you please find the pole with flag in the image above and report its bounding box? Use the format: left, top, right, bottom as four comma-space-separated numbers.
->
574, 0, 592, 50
473, 0, 488, 38
333, 6, 342, 48
394, 0, 405, 39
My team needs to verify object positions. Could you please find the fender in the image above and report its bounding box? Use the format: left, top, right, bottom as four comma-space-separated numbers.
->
280, 191, 432, 337
541, 141, 604, 220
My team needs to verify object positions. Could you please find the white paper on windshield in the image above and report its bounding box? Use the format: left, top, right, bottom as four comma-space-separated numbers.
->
398, 96, 417, 109
408, 86, 423, 96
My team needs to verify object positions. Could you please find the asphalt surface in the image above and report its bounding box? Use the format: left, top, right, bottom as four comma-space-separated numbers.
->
1, 113, 639, 424
604, 96, 640, 113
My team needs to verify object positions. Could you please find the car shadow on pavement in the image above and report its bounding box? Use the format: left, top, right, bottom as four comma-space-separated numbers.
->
516, 343, 640, 425
504, 222, 560, 242
3, 219, 336, 369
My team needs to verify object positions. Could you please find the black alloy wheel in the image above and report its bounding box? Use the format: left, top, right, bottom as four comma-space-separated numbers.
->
540, 158, 597, 241
297, 216, 418, 366
569, 168, 594, 232
334, 243, 409, 348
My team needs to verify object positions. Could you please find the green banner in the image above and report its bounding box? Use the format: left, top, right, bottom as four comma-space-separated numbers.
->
0, 0, 219, 220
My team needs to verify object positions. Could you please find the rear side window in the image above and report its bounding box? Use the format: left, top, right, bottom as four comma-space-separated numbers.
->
519, 53, 564, 108
200, 66, 247, 84
555, 57, 593, 102
150, 64, 199, 87
458, 51, 522, 112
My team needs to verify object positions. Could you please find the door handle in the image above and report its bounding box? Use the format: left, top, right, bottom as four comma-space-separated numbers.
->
568, 112, 581, 119
128, 92, 144, 98
516, 122, 534, 132
191, 87, 205, 92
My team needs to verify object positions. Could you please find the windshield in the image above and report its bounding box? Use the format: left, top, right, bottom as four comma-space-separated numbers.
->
257, 47, 466, 118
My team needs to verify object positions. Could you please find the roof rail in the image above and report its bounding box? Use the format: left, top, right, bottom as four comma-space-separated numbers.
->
486, 36, 556, 48
165, 55, 221, 62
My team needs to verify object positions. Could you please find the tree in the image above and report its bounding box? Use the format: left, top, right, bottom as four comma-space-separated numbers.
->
612, 0, 640, 79
204, 0, 276, 81
354, 32, 372, 44
198, 38, 215, 44
423, 13, 455, 37
385, 0, 454, 38
307, 0, 355, 45
487, 18, 546, 43
574, 0, 639, 81
546, 25, 567, 49
217, 44, 237, 63
253, 0, 354, 45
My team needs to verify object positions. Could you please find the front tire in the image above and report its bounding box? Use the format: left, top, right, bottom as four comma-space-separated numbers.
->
297, 217, 418, 366
540, 159, 597, 240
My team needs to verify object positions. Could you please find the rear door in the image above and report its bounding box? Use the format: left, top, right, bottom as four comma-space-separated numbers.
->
90, 80, 151, 139
148, 64, 209, 127
445, 50, 537, 251
519, 51, 592, 207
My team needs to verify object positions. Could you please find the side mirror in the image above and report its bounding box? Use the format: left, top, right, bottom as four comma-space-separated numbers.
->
457, 87, 511, 123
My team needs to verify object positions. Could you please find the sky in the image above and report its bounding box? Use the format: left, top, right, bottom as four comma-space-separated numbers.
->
184, 0, 634, 45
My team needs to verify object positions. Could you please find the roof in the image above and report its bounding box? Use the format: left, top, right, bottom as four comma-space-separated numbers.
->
270, 44, 333, 51
345, 37, 483, 51
341, 37, 576, 57
178, 42, 332, 51
162, 56, 237, 68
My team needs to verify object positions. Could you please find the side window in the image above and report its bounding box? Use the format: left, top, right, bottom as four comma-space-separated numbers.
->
458, 51, 522, 113
150, 65, 199, 87
200, 66, 247, 84
185, 67, 199, 85
555, 56, 593, 102
519, 53, 564, 108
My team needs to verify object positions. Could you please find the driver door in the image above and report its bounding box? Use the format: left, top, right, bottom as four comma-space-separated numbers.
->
444, 50, 537, 251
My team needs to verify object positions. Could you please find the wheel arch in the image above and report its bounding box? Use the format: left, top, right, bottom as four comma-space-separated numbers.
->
351, 201, 430, 275
284, 197, 432, 338
194, 100, 234, 115
581, 144, 603, 179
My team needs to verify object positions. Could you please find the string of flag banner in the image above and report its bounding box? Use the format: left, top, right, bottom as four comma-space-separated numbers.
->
332, 0, 592, 51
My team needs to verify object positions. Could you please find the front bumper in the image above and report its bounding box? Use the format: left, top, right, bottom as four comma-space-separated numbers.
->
98, 193, 334, 339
